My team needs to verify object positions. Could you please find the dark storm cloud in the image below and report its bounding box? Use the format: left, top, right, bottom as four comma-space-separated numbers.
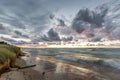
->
72, 8, 108, 32
41, 28, 61, 41
72, 20, 87, 33
71, 7, 109, 39
57, 0, 117, 41
48, 28, 60, 41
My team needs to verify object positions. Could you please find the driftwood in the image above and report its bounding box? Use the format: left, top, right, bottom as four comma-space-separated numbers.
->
18, 64, 36, 69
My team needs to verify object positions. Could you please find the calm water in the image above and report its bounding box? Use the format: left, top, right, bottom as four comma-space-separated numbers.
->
22, 48, 120, 69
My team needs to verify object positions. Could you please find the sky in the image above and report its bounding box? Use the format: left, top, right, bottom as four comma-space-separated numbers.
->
0, 0, 119, 44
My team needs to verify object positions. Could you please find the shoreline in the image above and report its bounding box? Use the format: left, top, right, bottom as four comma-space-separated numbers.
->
33, 55, 120, 80
1, 48, 120, 80
18, 45, 120, 48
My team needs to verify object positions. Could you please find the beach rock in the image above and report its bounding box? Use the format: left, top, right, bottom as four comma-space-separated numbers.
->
0, 71, 25, 80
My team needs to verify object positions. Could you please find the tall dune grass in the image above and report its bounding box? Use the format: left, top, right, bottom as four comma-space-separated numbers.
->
0, 41, 25, 75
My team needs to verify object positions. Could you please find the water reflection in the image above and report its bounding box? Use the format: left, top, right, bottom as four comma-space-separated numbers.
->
33, 56, 94, 76
21, 48, 120, 80
55, 62, 65, 73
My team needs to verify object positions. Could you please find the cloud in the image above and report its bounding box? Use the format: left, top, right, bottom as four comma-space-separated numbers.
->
96, 0, 120, 40
49, 14, 55, 20
86, 33, 95, 38
61, 36, 73, 41
47, 28, 61, 41
72, 8, 107, 33
0, 0, 119, 44
41, 28, 61, 41
0, 24, 5, 30
108, 27, 120, 40
0, 23, 11, 34
0, 36, 29, 44
71, 7, 109, 40
0, 36, 17, 44
0, 0, 51, 38
41, 35, 50, 41
48, 14, 73, 36
57, 18, 66, 26
14, 30, 22, 36
91, 37, 102, 42
14, 30, 29, 38
0, 0, 56, 44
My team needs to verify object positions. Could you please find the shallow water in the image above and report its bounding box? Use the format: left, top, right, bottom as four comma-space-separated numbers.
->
22, 48, 120, 69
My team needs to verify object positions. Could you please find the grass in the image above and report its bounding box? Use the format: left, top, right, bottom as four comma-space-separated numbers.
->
0, 41, 25, 75
0, 48, 16, 66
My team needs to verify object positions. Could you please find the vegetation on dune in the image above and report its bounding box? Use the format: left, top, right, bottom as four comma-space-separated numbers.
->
0, 41, 25, 75
0, 48, 16, 67
0, 41, 8, 45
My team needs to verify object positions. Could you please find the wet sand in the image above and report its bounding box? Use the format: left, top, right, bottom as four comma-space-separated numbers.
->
0, 54, 120, 80
33, 56, 120, 80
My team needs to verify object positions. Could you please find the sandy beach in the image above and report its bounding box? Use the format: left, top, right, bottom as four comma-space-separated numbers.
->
0, 58, 43, 80
33, 56, 120, 80
0, 48, 120, 80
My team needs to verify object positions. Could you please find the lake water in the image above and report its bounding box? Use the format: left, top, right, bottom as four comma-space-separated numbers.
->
22, 48, 120, 69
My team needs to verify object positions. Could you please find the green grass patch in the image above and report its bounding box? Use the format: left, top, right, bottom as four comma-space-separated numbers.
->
0, 48, 16, 67
0, 41, 25, 68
